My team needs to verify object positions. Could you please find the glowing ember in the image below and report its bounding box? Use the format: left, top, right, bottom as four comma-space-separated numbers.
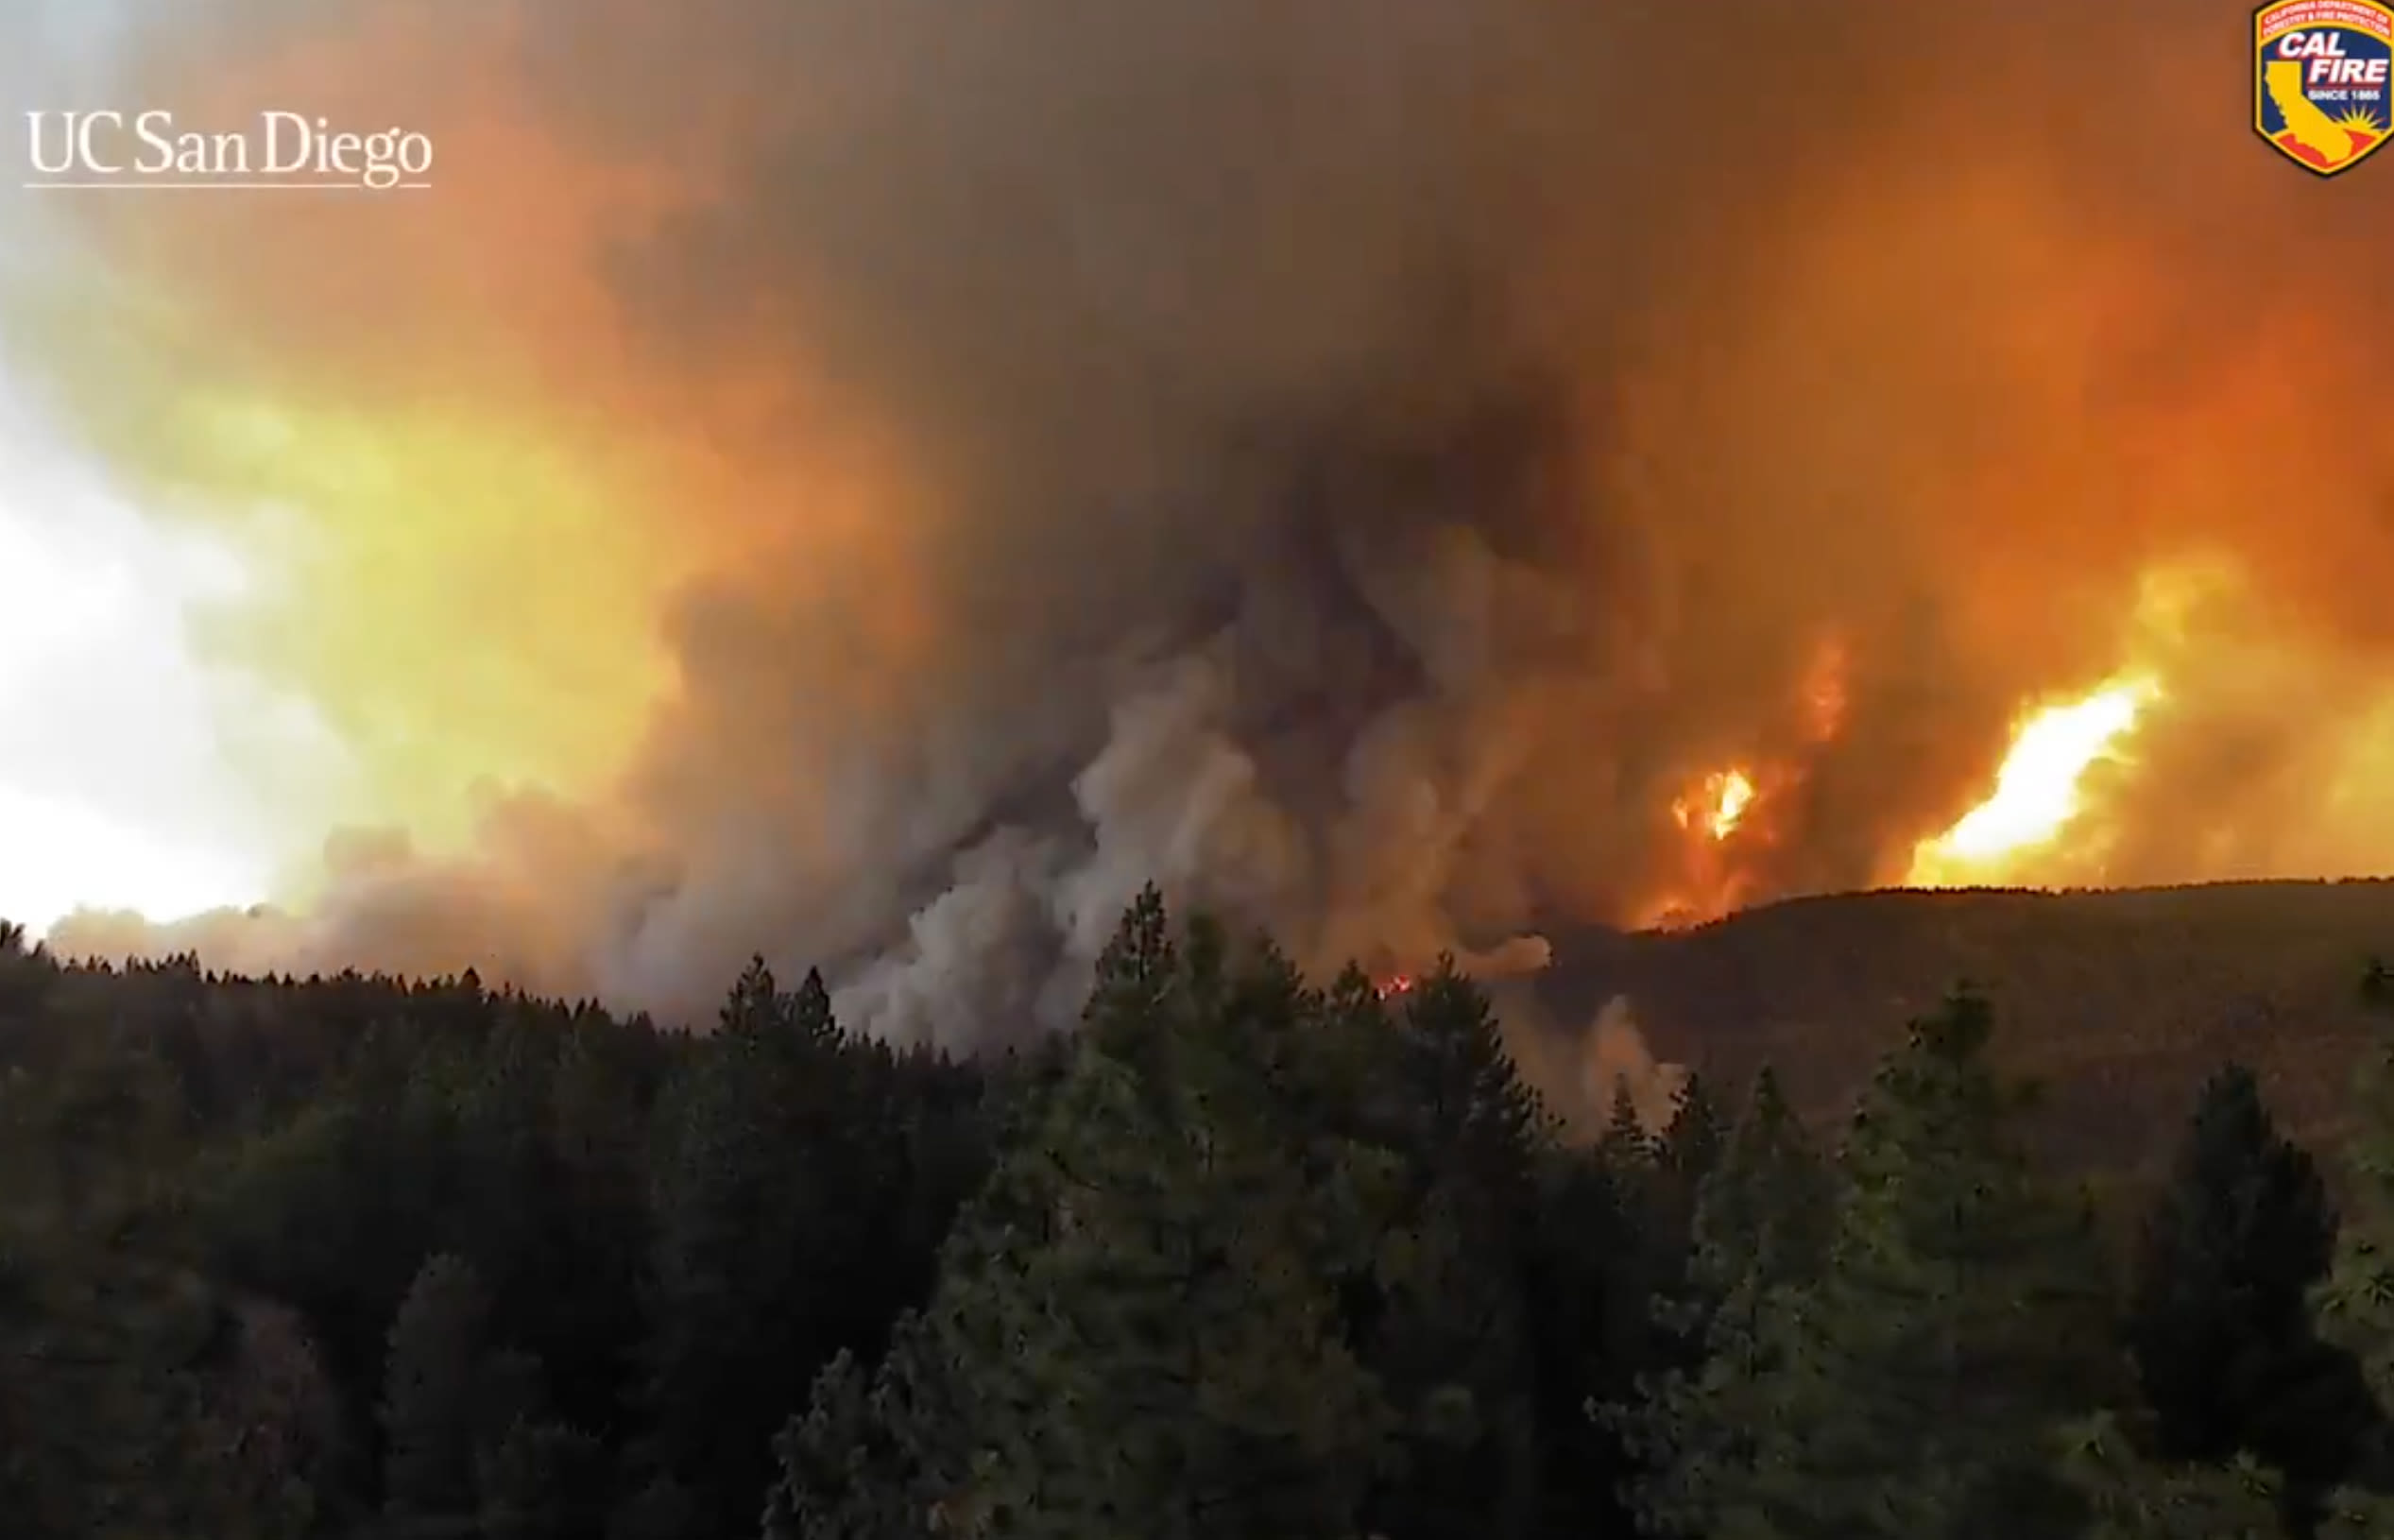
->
1907, 675, 2161, 883
1673, 768, 1756, 841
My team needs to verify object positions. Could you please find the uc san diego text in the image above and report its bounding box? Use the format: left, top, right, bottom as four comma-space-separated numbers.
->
26, 111, 433, 189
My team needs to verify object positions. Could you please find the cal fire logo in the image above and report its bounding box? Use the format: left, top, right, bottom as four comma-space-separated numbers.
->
2254, 0, 2392, 176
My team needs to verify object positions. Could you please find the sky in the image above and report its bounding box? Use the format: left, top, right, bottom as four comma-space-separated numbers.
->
0, 378, 302, 930
0, 0, 304, 930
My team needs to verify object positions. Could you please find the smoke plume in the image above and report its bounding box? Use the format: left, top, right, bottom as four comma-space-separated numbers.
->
6, 0, 2394, 1052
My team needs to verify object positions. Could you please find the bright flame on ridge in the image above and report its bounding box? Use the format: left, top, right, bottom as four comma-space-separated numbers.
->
1907, 674, 2162, 884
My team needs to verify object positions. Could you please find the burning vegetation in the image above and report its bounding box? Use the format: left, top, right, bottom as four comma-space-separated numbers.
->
6, 4, 2394, 1535
2, 0, 2391, 1048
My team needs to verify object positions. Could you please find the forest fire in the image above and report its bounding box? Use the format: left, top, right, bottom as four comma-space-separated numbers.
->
1636, 639, 1855, 930
1636, 635, 2177, 932
18, 7, 2394, 1521
1643, 767, 1770, 932
1673, 769, 1755, 841
9, 0, 2394, 1036
1907, 675, 2163, 887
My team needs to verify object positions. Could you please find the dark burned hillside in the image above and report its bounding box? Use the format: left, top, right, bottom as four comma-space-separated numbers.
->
1536, 880, 2394, 1176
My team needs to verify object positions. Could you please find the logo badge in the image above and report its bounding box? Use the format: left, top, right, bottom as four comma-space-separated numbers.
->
2255, 1, 2393, 176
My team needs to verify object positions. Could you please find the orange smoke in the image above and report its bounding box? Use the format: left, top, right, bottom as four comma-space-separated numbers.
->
9, 1, 940, 870
3, 1, 2394, 1036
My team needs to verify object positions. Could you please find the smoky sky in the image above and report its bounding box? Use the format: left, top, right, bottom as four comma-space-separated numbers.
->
6, 0, 2394, 1055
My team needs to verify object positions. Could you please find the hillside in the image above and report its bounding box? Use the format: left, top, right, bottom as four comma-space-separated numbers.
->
1536, 878, 2394, 1177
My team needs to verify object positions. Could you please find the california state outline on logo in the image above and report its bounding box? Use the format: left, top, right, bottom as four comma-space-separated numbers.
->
2255, 0, 2393, 176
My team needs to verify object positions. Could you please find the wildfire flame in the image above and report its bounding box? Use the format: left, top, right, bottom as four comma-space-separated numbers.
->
1645, 765, 1765, 930
1642, 633, 2171, 930
1906, 674, 2162, 884
1375, 973, 1415, 1000
1673, 768, 1755, 841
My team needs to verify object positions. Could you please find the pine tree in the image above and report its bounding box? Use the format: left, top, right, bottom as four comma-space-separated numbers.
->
940, 1035, 1382, 1535
761, 1350, 895, 1540
1359, 962, 1549, 1539
1396, 961, 1547, 1209
2059, 1411, 2288, 1539
764, 1062, 1068, 1538
1644, 1075, 1733, 1365
773, 895, 1390, 1540
1655, 1075, 1728, 1235
1600, 1079, 1656, 1175
1612, 1067, 1833, 1538
1084, 884, 1178, 1043
1687, 993, 2120, 1539
541, 1018, 653, 1433
1685, 1071, 1832, 1330
476, 1417, 605, 1540
794, 1306, 980, 1540
633, 958, 895, 1536
2131, 1065, 2334, 1460
201, 1298, 354, 1537
2311, 975, 2394, 1524
2129, 1063, 2368, 1520
0, 1046, 252, 1538
1595, 1073, 1680, 1389
379, 1253, 504, 1525
379, 1252, 583, 1540
1519, 1139, 1646, 1537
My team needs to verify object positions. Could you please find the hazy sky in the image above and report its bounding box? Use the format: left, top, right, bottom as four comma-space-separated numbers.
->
0, 0, 306, 930
0, 376, 299, 928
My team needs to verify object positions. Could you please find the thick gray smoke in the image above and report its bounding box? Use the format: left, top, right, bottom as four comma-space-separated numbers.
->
8, 0, 2394, 1079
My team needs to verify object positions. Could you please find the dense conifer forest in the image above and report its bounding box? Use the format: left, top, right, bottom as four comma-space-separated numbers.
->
15, 890, 2394, 1539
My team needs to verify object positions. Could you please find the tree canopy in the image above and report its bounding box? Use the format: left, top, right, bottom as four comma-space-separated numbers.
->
4, 895, 2394, 1537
